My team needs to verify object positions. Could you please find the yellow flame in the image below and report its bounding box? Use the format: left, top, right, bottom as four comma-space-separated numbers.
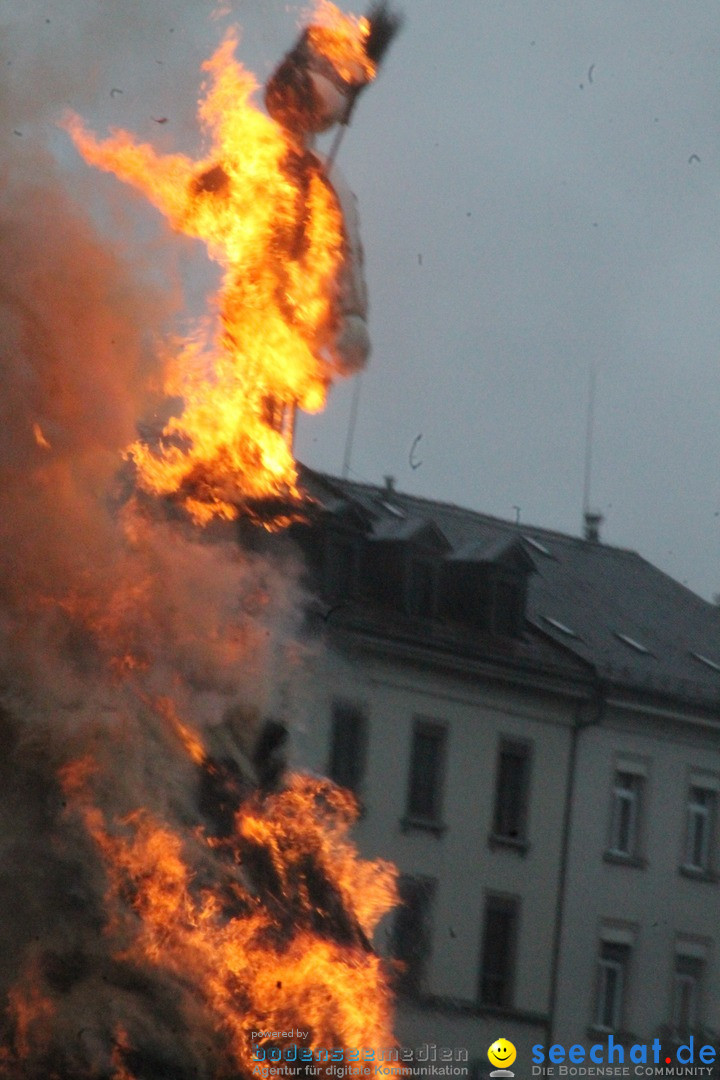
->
32, 422, 51, 450
65, 18, 367, 526
307, 2, 375, 83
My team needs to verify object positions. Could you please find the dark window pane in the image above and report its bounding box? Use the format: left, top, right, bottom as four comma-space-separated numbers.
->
324, 536, 355, 600
685, 787, 714, 870
609, 772, 641, 855
407, 560, 437, 617
599, 964, 620, 1029
494, 579, 521, 637
328, 704, 368, 793
616, 795, 633, 852
493, 742, 531, 839
673, 955, 703, 1033
406, 723, 446, 821
390, 876, 435, 994
595, 941, 629, 1031
479, 896, 518, 1007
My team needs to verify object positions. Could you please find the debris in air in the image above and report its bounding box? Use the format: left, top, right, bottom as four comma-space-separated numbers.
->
410, 433, 423, 470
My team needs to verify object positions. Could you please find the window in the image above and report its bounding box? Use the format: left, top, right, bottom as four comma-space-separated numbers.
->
323, 533, 357, 601
405, 720, 447, 826
441, 562, 528, 638
673, 955, 703, 1034
608, 771, 643, 857
390, 875, 435, 995
523, 535, 553, 558
690, 651, 720, 674
491, 740, 532, 844
683, 786, 716, 872
407, 558, 438, 617
494, 577, 524, 637
614, 632, 652, 655
541, 615, 579, 638
478, 894, 519, 1008
595, 941, 630, 1032
327, 702, 368, 794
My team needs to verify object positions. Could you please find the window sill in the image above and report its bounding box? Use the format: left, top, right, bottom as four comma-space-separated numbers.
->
401, 816, 447, 836
488, 833, 529, 855
603, 849, 647, 869
679, 864, 718, 884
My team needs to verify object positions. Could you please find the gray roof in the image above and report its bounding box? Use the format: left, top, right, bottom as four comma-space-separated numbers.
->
301, 469, 720, 711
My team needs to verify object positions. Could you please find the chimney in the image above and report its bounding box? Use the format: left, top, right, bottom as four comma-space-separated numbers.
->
583, 510, 603, 543
383, 474, 396, 493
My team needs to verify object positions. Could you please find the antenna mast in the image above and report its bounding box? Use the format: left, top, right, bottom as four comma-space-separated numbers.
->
582, 364, 603, 542
582, 363, 596, 518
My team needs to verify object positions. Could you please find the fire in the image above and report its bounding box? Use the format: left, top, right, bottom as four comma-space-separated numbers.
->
57, 743, 398, 1078
0, 3, 404, 1076
32, 422, 51, 450
307, 2, 376, 83
4, 967, 55, 1062
64, 1, 381, 527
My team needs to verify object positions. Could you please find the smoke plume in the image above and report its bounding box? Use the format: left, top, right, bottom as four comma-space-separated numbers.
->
0, 10, 398, 1079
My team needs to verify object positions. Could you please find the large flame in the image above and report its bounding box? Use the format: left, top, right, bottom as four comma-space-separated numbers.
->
55, 741, 398, 1079
0, 5, 402, 1076
65, 2, 378, 526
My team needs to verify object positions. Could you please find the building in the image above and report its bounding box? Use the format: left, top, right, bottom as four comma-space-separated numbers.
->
289, 469, 720, 1070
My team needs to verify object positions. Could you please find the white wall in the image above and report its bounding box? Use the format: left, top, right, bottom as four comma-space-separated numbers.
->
554, 703, 720, 1047
294, 641, 580, 1066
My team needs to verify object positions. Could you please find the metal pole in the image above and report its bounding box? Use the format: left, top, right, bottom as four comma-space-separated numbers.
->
582, 363, 596, 517
342, 376, 363, 478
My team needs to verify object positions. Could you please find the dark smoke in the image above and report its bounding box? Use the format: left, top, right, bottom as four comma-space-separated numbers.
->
364, 3, 404, 67
0, 15, 326, 1080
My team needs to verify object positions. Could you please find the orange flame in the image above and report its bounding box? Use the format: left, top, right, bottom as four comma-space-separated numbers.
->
110, 1027, 137, 1080
61, 757, 399, 1076
32, 422, 51, 450
5, 965, 55, 1062
307, 2, 376, 83
65, 2, 377, 527
0, 8, 404, 1074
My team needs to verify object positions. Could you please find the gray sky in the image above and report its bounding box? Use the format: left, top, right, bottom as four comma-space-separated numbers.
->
6, 0, 720, 600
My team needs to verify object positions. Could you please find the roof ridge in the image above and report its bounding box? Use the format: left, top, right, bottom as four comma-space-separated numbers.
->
301, 468, 720, 704
314, 470, 641, 556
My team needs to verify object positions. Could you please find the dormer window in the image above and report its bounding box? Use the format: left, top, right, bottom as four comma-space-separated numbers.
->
407, 556, 439, 618
442, 538, 534, 640
365, 516, 449, 617
493, 574, 525, 637
323, 531, 357, 601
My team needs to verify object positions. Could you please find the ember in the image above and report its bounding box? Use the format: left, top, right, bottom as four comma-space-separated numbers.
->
0, 3, 402, 1078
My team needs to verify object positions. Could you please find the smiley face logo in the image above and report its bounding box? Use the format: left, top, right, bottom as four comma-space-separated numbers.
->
488, 1039, 517, 1070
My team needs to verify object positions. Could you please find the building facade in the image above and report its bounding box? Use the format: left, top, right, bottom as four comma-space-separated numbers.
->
289, 470, 720, 1070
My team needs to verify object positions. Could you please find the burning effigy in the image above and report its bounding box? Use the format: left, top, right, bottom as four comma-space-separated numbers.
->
66, 1, 400, 527
0, 4, 401, 1078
